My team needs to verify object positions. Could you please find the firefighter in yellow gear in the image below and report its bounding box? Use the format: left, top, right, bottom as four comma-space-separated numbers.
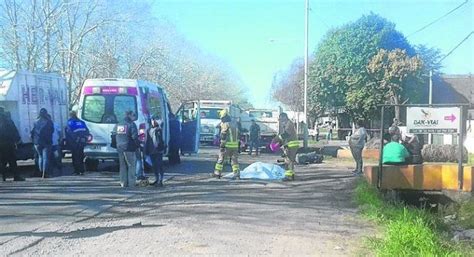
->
213, 109, 240, 179
274, 112, 299, 181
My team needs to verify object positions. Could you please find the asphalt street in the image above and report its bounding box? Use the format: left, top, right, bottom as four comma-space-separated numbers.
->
0, 146, 373, 256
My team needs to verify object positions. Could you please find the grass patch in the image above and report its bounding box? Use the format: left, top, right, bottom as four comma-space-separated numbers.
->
469, 153, 474, 165
355, 180, 469, 256
458, 199, 474, 229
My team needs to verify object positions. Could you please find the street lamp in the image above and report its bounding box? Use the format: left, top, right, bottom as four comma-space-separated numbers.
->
303, 0, 309, 148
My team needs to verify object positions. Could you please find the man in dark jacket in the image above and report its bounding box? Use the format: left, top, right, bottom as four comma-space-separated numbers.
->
113, 111, 139, 187
65, 111, 90, 175
145, 116, 166, 187
31, 108, 54, 178
0, 108, 24, 181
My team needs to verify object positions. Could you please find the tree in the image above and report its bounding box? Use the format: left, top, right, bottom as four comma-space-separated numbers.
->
271, 58, 304, 113
0, 0, 250, 109
367, 48, 424, 120
308, 13, 415, 121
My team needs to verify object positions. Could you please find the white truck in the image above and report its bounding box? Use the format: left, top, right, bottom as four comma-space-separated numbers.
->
0, 69, 69, 160
240, 109, 280, 149
176, 100, 241, 144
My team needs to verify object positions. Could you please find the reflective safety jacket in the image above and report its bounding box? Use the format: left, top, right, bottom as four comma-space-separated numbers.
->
219, 119, 240, 149
279, 120, 299, 149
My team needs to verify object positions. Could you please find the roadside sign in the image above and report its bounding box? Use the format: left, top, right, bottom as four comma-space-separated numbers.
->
406, 107, 461, 134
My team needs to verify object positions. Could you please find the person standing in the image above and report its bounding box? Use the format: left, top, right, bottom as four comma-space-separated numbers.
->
315, 123, 320, 141
0, 109, 24, 181
31, 108, 54, 178
248, 119, 260, 156
274, 112, 299, 181
349, 120, 367, 176
213, 109, 240, 179
145, 116, 166, 187
114, 111, 139, 188
65, 111, 89, 175
327, 122, 333, 141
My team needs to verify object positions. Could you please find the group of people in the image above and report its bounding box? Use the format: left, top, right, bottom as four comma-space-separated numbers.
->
33, 108, 90, 178
112, 111, 166, 188
383, 118, 422, 165
312, 121, 335, 142
0, 107, 90, 181
212, 110, 298, 181
348, 117, 423, 176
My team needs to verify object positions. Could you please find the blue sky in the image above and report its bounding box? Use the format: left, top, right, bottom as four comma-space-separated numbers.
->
154, 0, 473, 108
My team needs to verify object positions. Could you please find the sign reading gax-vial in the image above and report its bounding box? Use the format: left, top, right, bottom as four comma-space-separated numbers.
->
406, 107, 461, 134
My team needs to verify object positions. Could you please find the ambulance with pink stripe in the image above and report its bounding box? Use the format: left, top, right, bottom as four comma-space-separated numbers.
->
76, 78, 198, 171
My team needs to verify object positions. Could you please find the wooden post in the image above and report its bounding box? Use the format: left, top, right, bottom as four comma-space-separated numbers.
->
458, 105, 464, 190
378, 106, 385, 189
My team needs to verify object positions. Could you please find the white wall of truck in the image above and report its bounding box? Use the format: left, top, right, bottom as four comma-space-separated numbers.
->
0, 69, 68, 159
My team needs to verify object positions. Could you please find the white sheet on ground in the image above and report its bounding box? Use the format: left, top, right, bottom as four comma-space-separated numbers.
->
224, 162, 285, 180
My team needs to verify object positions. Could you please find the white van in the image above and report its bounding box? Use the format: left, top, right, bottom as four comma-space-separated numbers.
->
77, 78, 197, 170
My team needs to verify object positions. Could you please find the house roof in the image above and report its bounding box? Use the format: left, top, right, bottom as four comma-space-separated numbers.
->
432, 74, 474, 119
440, 74, 474, 105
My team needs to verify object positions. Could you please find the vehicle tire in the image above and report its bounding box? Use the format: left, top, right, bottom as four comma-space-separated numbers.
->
85, 158, 99, 172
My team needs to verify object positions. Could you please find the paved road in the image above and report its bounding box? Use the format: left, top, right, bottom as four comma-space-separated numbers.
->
0, 147, 373, 256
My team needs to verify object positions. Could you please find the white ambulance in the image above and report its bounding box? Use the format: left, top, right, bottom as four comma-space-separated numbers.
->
76, 78, 197, 170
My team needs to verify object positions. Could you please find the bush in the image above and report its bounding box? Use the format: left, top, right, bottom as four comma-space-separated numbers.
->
421, 144, 468, 163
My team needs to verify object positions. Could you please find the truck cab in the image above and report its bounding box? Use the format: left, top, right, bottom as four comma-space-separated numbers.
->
240, 109, 280, 148
177, 100, 240, 144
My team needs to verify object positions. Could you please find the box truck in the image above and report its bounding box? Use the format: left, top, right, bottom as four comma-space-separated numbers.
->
0, 69, 69, 160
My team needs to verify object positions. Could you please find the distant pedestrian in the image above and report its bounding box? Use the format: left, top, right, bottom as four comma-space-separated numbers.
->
145, 116, 166, 187
31, 108, 54, 178
327, 122, 333, 141
248, 119, 260, 156
349, 120, 367, 176
0, 108, 24, 181
113, 111, 139, 188
65, 111, 89, 175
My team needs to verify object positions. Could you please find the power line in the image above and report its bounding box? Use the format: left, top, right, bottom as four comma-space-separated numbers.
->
408, 0, 471, 38
439, 31, 474, 63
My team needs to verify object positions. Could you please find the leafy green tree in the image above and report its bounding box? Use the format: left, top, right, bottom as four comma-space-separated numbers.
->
367, 48, 424, 120
308, 13, 415, 121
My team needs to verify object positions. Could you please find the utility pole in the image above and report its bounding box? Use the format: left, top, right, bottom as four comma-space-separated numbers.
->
303, 0, 309, 149
428, 70, 433, 144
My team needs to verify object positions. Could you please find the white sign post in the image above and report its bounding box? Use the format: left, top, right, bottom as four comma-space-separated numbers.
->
406, 107, 461, 134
